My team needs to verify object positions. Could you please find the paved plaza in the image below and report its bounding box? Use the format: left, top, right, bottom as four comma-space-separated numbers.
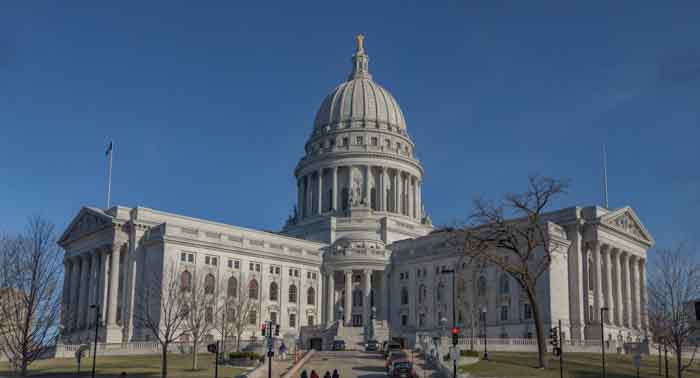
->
299, 350, 439, 378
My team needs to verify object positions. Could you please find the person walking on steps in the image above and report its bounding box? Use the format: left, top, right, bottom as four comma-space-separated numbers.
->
324, 371, 331, 378
279, 341, 288, 360
332, 369, 339, 378
300, 370, 308, 378
310, 370, 319, 378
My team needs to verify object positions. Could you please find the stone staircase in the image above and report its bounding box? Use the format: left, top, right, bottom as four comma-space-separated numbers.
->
300, 320, 391, 351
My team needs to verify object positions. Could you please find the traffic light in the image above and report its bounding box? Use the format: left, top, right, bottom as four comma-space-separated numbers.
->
451, 327, 460, 345
549, 327, 559, 348
275, 324, 280, 337
261, 322, 267, 337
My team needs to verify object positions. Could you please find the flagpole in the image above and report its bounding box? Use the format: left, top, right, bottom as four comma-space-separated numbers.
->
603, 143, 609, 209
107, 141, 113, 209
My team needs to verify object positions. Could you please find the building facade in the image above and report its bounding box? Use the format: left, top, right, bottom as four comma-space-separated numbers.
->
58, 36, 653, 348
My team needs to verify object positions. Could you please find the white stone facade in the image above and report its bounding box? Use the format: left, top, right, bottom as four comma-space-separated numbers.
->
58, 37, 654, 348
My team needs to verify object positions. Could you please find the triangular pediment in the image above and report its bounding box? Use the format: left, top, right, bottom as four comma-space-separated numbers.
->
58, 207, 114, 246
599, 206, 654, 246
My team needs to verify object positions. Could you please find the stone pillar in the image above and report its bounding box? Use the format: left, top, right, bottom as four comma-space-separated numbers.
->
62, 259, 72, 330
639, 258, 648, 331
630, 255, 640, 329
591, 241, 602, 323
105, 244, 122, 343
305, 175, 313, 217
87, 251, 99, 327
394, 171, 401, 214
376, 271, 385, 321
69, 257, 81, 330
364, 165, 370, 204
620, 252, 631, 327
416, 180, 421, 218
407, 177, 413, 218
344, 270, 352, 326
612, 248, 623, 326
379, 167, 385, 211
99, 249, 109, 322
317, 169, 323, 215
78, 255, 90, 329
332, 167, 338, 211
363, 269, 372, 327
120, 248, 131, 329
602, 245, 614, 324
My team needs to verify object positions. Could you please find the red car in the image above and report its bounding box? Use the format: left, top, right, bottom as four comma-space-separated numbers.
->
385, 351, 408, 370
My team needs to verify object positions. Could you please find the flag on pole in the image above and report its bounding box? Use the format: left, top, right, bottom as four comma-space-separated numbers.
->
106, 141, 114, 208
105, 141, 113, 156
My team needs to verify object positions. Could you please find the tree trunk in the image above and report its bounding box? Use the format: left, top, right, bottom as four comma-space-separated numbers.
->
526, 286, 548, 368
20, 358, 28, 377
677, 345, 683, 378
161, 342, 169, 378
236, 332, 242, 352
192, 339, 199, 370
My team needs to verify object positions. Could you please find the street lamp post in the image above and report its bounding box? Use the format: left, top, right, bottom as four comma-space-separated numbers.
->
600, 307, 609, 378
89, 304, 100, 378
441, 268, 457, 378
482, 307, 488, 361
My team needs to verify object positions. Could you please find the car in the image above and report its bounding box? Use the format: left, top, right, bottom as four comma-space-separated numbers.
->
381, 341, 388, 352
384, 342, 402, 358
331, 340, 346, 351
365, 339, 379, 352
385, 351, 408, 370
389, 359, 417, 378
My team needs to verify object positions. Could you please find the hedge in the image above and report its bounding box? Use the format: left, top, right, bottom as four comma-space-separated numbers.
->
229, 351, 264, 361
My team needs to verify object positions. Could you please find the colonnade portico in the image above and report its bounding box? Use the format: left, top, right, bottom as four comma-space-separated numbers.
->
583, 241, 647, 334
323, 267, 388, 327
62, 243, 126, 343
297, 165, 423, 221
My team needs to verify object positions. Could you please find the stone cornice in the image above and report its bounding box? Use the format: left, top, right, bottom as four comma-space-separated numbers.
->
295, 150, 424, 177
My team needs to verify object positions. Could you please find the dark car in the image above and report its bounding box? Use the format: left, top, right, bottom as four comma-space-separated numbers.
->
385, 351, 408, 371
384, 342, 402, 358
365, 340, 379, 352
390, 359, 417, 378
331, 340, 346, 351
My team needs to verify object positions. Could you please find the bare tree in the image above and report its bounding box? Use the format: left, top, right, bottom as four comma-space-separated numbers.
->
0, 217, 63, 376
218, 276, 257, 352
648, 245, 700, 378
135, 259, 188, 378
183, 272, 220, 370
454, 175, 568, 368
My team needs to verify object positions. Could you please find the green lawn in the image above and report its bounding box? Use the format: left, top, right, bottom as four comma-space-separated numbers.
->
0, 353, 249, 377
458, 352, 700, 378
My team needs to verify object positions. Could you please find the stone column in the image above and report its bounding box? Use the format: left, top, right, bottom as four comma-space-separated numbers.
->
639, 258, 648, 330
344, 270, 352, 326
106, 245, 121, 329
376, 271, 385, 321
407, 177, 413, 218
620, 252, 631, 327
305, 175, 313, 217
364, 165, 370, 204
99, 249, 109, 322
70, 257, 81, 330
120, 248, 131, 328
379, 167, 385, 211
630, 255, 640, 329
78, 255, 90, 329
417, 180, 422, 218
363, 269, 372, 327
332, 167, 338, 211
87, 251, 99, 327
612, 248, 623, 326
317, 169, 323, 215
602, 245, 614, 324
591, 241, 602, 323
396, 171, 402, 214
62, 259, 72, 330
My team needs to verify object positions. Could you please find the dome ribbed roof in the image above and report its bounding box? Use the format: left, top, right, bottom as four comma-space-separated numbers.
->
313, 35, 406, 132
313, 79, 406, 131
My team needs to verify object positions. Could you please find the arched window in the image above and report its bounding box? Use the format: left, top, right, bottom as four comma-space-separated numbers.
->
269, 282, 278, 301
289, 284, 297, 303
418, 285, 427, 304
401, 287, 409, 305
180, 271, 192, 292
307, 287, 315, 305
227, 277, 238, 298
249, 279, 259, 300
204, 274, 216, 295
437, 282, 445, 303
499, 274, 510, 295
477, 276, 487, 297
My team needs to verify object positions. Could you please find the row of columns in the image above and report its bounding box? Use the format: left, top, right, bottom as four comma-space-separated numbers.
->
297, 166, 422, 221
322, 268, 387, 327
585, 242, 647, 330
63, 244, 125, 337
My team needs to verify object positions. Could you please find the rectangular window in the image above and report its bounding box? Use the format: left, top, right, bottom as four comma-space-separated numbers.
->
181, 253, 186, 262
249, 311, 257, 325
270, 266, 274, 274
401, 314, 408, 326
270, 311, 277, 324
211, 257, 217, 266
256, 263, 261, 272
523, 304, 532, 320
356, 136, 363, 145
228, 259, 233, 268
275, 267, 280, 274
294, 269, 299, 277
500, 306, 508, 321
385, 139, 391, 147
342, 137, 349, 146
289, 269, 293, 276
307, 272, 311, 279
312, 272, 317, 280
289, 313, 296, 328
187, 253, 194, 263
308, 315, 314, 326
250, 263, 254, 271
205, 256, 210, 265
371, 137, 378, 146
234, 260, 240, 269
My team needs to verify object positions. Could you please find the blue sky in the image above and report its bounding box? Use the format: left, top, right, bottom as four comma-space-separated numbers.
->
1, 2, 698, 251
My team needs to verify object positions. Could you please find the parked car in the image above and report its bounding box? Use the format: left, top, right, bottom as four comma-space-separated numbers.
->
385, 351, 408, 370
389, 359, 418, 378
384, 342, 402, 358
331, 340, 346, 351
365, 340, 379, 352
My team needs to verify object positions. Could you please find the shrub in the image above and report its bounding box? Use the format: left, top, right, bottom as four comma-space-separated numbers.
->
229, 352, 263, 360
460, 350, 479, 357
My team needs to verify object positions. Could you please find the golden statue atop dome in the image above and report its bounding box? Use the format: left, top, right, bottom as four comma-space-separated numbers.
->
356, 34, 364, 51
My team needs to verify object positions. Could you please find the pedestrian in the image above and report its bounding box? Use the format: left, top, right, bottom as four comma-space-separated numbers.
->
332, 369, 339, 378
280, 341, 288, 360
324, 371, 331, 378
310, 370, 319, 378
300, 370, 308, 378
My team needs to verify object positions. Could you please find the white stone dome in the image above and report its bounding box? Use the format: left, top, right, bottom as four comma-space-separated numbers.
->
313, 79, 407, 132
